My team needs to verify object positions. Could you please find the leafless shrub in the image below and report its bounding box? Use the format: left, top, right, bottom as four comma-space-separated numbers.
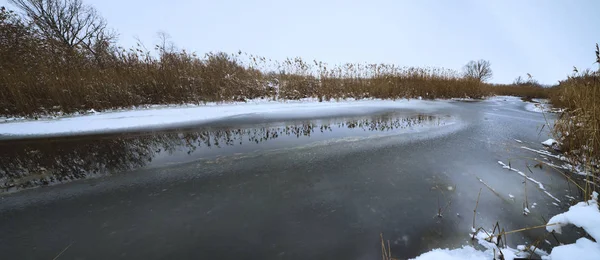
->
463, 60, 493, 82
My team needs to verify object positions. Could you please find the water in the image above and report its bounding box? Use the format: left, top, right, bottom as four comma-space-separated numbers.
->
0, 112, 454, 191
0, 99, 584, 259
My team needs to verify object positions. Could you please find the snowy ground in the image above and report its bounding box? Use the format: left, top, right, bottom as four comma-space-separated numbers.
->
0, 98, 454, 138
524, 98, 563, 113
412, 192, 600, 260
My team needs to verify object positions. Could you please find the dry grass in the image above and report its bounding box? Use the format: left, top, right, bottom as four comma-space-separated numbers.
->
550, 68, 600, 189
380, 233, 398, 260
0, 7, 488, 118
0, 47, 487, 117
484, 83, 554, 100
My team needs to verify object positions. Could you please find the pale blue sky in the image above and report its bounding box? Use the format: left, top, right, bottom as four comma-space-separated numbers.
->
2, 0, 598, 84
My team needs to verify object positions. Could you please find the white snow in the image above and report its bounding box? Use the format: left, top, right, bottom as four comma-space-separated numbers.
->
411, 229, 526, 260
523, 99, 564, 114
520, 146, 568, 161
530, 246, 549, 257
544, 192, 600, 260
413, 221, 561, 260
546, 191, 600, 238
0, 99, 453, 138
544, 238, 600, 260
514, 139, 523, 143
411, 246, 491, 260
413, 192, 600, 260
525, 102, 548, 113
542, 139, 558, 147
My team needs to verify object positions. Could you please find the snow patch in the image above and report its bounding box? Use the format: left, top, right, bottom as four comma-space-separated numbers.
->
413, 193, 600, 260
524, 101, 563, 113
544, 192, 600, 260
542, 139, 558, 147
0, 99, 454, 138
546, 192, 600, 238
520, 146, 568, 161
411, 246, 491, 260
525, 102, 549, 113
411, 229, 529, 260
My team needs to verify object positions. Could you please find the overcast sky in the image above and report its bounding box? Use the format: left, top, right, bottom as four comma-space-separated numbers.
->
2, 0, 599, 84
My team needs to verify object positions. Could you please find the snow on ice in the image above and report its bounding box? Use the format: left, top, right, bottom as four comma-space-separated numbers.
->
0, 99, 454, 138
542, 139, 558, 147
497, 161, 561, 203
412, 192, 600, 259
544, 192, 600, 260
412, 228, 534, 260
411, 246, 491, 260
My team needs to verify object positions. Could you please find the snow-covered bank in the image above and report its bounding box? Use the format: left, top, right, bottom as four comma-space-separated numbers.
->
412, 192, 600, 260
412, 228, 541, 260
525, 102, 551, 113
545, 192, 600, 259
524, 99, 563, 114
0, 99, 454, 138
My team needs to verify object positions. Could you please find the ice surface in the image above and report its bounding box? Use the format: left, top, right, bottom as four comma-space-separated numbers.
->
497, 161, 561, 202
0, 99, 453, 138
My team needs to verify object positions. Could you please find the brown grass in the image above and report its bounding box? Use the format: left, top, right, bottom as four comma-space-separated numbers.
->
0, 7, 489, 118
550, 68, 600, 189
0, 47, 488, 117
484, 83, 554, 100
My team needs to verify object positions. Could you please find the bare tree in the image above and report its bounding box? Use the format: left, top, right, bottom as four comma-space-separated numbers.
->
155, 31, 174, 54
513, 76, 524, 85
8, 0, 115, 57
463, 60, 493, 82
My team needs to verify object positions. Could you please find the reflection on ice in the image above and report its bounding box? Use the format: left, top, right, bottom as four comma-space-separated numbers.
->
0, 113, 450, 191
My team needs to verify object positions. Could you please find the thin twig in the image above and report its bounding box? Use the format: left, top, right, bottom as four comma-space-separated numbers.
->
380, 233, 386, 260
486, 223, 561, 240
53, 242, 73, 260
473, 188, 482, 229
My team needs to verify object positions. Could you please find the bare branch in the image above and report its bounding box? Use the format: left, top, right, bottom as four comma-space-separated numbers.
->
463, 60, 493, 82
8, 0, 114, 57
